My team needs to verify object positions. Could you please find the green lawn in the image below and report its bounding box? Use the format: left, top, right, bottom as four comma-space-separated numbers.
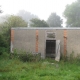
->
0, 53, 80, 80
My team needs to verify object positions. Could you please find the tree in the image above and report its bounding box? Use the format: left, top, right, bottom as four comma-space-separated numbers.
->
0, 15, 28, 54
17, 10, 38, 23
30, 18, 49, 27
47, 13, 63, 27
63, 0, 80, 27
0, 6, 2, 13
4, 15, 27, 27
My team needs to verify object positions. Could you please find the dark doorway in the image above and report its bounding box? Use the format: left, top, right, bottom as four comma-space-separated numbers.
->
46, 40, 56, 58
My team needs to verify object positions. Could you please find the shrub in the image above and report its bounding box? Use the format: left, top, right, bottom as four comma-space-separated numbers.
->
19, 52, 33, 62
12, 49, 41, 62
0, 47, 7, 55
63, 51, 80, 64
0, 31, 10, 55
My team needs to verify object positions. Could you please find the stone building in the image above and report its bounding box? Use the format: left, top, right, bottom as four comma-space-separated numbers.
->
10, 27, 80, 59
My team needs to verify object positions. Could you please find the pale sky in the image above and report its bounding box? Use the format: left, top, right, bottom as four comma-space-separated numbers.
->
0, 0, 76, 26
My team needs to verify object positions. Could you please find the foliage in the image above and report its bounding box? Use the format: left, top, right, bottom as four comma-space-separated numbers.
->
0, 32, 9, 55
19, 52, 34, 62
64, 51, 80, 63
3, 15, 28, 27
30, 18, 49, 27
47, 13, 63, 27
0, 6, 2, 13
19, 53, 41, 62
63, 0, 80, 27
0, 15, 28, 54
13, 50, 41, 62
0, 47, 7, 55
0, 34, 8, 47
0, 54, 80, 80
17, 10, 38, 23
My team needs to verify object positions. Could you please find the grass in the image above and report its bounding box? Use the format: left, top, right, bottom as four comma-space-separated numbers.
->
0, 53, 80, 80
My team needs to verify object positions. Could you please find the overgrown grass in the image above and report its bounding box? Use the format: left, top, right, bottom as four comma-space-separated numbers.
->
0, 53, 80, 80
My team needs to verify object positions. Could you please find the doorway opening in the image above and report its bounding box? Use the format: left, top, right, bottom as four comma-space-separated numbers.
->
46, 40, 56, 58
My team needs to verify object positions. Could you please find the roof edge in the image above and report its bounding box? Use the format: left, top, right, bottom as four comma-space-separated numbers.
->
11, 27, 80, 30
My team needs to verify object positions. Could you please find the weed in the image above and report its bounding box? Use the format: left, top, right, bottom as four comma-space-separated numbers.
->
0, 52, 80, 80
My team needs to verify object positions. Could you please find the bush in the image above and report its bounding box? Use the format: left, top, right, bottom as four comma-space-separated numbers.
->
13, 50, 41, 62
63, 51, 80, 64
0, 47, 7, 55
0, 32, 10, 55
19, 52, 33, 62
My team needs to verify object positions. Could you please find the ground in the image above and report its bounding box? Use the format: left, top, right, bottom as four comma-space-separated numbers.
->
0, 53, 80, 80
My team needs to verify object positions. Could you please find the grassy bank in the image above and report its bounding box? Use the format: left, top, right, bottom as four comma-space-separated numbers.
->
0, 53, 80, 80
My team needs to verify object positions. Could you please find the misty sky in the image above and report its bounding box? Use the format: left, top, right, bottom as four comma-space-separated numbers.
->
0, 0, 76, 26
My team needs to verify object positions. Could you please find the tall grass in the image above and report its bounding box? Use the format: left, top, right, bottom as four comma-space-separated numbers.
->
0, 53, 80, 80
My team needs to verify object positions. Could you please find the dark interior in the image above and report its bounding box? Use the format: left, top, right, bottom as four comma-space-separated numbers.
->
46, 40, 56, 58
